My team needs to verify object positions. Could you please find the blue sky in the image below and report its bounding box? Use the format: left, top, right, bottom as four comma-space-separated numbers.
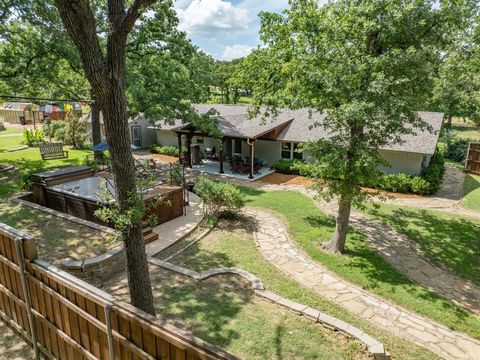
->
174, 0, 290, 60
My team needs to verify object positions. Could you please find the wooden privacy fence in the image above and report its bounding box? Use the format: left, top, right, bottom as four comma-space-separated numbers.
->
465, 142, 480, 175
0, 222, 238, 360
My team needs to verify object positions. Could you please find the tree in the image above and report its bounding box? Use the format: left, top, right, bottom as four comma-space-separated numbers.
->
432, 3, 480, 127
64, 110, 87, 148
242, 0, 446, 253
51, 0, 163, 315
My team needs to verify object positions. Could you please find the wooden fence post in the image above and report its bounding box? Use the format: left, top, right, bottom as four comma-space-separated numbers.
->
14, 238, 40, 360
104, 304, 115, 360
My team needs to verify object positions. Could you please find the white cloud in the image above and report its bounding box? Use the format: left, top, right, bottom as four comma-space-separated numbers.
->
176, 0, 249, 39
222, 44, 253, 60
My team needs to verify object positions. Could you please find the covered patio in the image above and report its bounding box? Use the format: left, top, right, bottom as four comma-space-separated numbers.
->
173, 111, 294, 179
190, 160, 275, 181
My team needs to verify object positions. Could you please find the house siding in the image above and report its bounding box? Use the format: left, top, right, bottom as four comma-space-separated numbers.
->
378, 150, 428, 175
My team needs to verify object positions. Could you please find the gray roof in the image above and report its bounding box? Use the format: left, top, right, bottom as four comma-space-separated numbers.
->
157, 104, 443, 155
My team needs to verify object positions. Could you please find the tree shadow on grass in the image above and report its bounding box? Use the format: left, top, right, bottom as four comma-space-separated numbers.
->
367, 206, 480, 286
302, 214, 476, 327
463, 174, 480, 198
149, 269, 250, 348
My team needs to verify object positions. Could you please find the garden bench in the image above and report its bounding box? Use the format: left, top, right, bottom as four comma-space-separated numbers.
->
39, 142, 69, 160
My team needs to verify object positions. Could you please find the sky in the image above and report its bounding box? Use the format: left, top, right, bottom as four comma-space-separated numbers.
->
174, 0, 290, 61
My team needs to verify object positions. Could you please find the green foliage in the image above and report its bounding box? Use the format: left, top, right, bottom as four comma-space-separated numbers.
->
44, 120, 66, 142
22, 129, 44, 146
194, 176, 246, 218
242, 0, 444, 214
19, 163, 46, 190
63, 111, 87, 148
444, 136, 471, 163
149, 144, 179, 157
273, 159, 305, 175
421, 151, 445, 194
275, 153, 444, 195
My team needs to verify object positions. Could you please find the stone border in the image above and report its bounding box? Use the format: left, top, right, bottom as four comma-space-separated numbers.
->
148, 257, 389, 360
162, 224, 213, 262
10, 193, 117, 234
61, 246, 126, 283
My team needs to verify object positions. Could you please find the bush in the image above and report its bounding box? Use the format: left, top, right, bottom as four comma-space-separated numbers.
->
421, 151, 445, 194
150, 144, 180, 157
274, 150, 445, 195
410, 176, 431, 195
43, 120, 67, 142
444, 137, 470, 163
22, 129, 44, 146
194, 176, 246, 218
0, 121, 5, 131
19, 163, 46, 190
377, 173, 412, 193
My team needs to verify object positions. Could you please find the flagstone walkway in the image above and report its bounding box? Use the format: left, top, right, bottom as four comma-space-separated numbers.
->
314, 199, 480, 316
245, 207, 480, 360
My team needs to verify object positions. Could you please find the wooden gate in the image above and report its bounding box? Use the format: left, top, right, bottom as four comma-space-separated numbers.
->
0, 222, 237, 360
465, 142, 480, 175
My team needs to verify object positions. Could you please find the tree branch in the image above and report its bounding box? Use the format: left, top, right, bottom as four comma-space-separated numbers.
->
54, 0, 107, 100
120, 0, 157, 35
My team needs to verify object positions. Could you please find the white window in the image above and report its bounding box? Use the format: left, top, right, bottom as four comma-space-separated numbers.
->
281, 142, 303, 160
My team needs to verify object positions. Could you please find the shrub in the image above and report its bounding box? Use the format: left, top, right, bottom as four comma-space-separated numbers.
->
410, 176, 431, 195
43, 120, 67, 142
444, 137, 470, 163
19, 163, 46, 190
150, 144, 180, 157
274, 150, 444, 195
194, 176, 246, 218
0, 121, 5, 131
421, 151, 445, 194
22, 129, 44, 146
377, 173, 412, 193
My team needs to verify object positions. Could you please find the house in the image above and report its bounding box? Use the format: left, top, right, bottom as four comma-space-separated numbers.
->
82, 112, 156, 149
153, 104, 443, 178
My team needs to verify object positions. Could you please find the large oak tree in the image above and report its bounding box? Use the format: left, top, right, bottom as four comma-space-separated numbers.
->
241, 0, 450, 253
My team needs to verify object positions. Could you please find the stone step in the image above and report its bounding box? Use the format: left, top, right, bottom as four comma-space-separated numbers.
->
143, 231, 158, 244
142, 226, 153, 236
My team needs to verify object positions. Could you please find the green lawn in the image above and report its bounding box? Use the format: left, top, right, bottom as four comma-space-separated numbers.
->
168, 219, 438, 360
110, 266, 370, 360
462, 174, 480, 212
365, 203, 480, 286
223, 189, 480, 341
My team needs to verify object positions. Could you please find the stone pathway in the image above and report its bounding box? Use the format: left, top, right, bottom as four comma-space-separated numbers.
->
145, 192, 203, 256
315, 199, 480, 315
245, 207, 480, 360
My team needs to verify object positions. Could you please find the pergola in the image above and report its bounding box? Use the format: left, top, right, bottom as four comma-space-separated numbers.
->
175, 127, 258, 178
174, 116, 293, 179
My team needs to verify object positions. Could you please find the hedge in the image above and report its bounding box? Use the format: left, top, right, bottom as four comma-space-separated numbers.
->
273, 151, 445, 195
150, 144, 180, 157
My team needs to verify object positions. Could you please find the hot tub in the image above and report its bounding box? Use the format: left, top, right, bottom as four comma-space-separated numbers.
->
49, 176, 117, 204
31, 167, 184, 228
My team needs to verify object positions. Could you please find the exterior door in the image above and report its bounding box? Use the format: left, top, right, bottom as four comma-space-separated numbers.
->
131, 125, 142, 148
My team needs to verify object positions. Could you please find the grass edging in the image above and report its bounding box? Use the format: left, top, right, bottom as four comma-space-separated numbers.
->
148, 256, 389, 359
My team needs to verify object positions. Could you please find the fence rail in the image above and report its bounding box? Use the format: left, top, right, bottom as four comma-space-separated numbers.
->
465, 142, 480, 175
0, 222, 237, 360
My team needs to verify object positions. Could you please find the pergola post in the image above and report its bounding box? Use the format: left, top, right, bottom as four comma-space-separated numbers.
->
219, 138, 225, 174
186, 134, 192, 168
177, 132, 182, 163
248, 139, 255, 179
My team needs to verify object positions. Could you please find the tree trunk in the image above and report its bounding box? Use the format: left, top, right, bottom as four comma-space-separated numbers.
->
446, 115, 452, 128
54, 0, 158, 317
323, 193, 352, 254
102, 33, 155, 316
90, 91, 102, 161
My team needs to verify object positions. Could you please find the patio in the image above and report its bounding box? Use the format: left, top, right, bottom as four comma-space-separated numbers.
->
190, 160, 275, 181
